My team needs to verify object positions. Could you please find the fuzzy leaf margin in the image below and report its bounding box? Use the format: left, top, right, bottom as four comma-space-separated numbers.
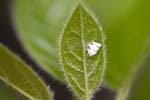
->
60, 4, 105, 100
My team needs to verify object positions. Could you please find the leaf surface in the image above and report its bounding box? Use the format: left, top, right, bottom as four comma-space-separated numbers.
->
116, 54, 150, 100
15, 0, 75, 82
78, 0, 148, 89
60, 4, 105, 100
0, 81, 21, 100
126, 56, 150, 100
0, 44, 52, 100
15, 0, 149, 87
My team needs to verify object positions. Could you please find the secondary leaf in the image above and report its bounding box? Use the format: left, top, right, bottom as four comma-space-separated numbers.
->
81, 0, 148, 89
60, 4, 105, 100
126, 55, 150, 100
116, 54, 150, 100
0, 82, 21, 100
0, 44, 52, 100
102, 0, 148, 88
15, 0, 75, 82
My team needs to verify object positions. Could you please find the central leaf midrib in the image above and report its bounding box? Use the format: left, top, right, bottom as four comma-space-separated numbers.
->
79, 5, 90, 100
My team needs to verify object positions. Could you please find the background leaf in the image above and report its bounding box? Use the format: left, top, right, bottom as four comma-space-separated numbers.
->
85, 0, 148, 88
125, 55, 150, 100
0, 81, 21, 100
15, 0, 76, 82
14, 0, 149, 87
0, 44, 52, 100
60, 4, 105, 100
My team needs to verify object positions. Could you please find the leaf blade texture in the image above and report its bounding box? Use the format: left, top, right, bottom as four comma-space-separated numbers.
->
0, 81, 21, 100
0, 44, 52, 100
60, 4, 105, 100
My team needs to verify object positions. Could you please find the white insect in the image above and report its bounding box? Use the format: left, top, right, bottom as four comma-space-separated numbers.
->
87, 41, 102, 57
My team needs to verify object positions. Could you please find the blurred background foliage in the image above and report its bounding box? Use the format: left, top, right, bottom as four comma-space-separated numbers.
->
0, 0, 150, 100
15, 0, 149, 88
126, 55, 150, 100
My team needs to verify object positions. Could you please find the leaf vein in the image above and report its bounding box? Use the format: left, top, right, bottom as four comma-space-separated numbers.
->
79, 5, 90, 99
65, 61, 84, 73
14, 63, 42, 99
65, 50, 83, 62
68, 73, 85, 93
87, 58, 100, 78
69, 30, 81, 37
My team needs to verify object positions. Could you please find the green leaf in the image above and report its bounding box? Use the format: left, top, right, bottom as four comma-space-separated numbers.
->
0, 82, 21, 100
15, 0, 75, 82
14, 0, 149, 87
117, 55, 150, 100
126, 50, 150, 100
78, 0, 148, 89
72, 0, 147, 89
0, 44, 52, 100
127, 68, 150, 100
60, 4, 105, 100
116, 71, 134, 100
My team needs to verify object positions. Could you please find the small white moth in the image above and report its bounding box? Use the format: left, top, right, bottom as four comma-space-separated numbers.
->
87, 41, 101, 57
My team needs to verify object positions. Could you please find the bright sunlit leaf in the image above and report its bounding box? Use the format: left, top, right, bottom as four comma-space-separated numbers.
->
15, 0, 75, 82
